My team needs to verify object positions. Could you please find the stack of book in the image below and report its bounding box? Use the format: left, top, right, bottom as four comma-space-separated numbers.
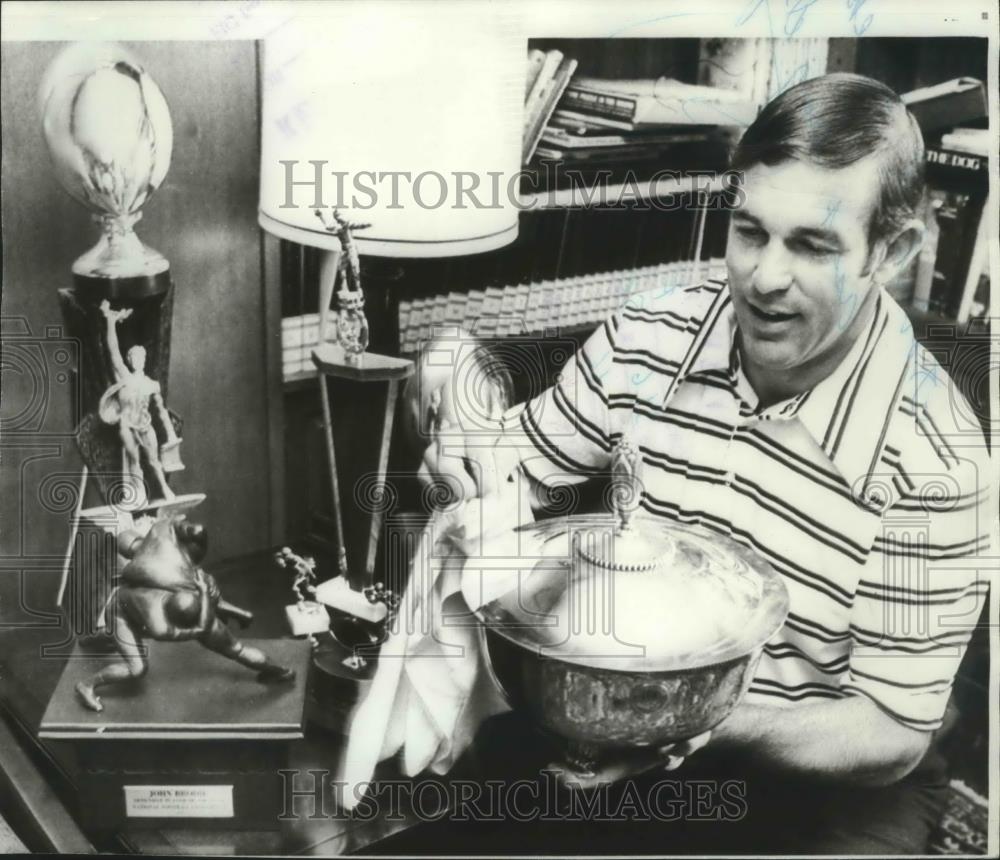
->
558, 76, 757, 130
523, 48, 578, 164
903, 76, 990, 324
912, 137, 989, 322
525, 71, 757, 192
396, 258, 727, 356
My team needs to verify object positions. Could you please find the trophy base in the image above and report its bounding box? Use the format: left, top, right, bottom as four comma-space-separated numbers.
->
73, 268, 172, 301
131, 492, 207, 518
305, 635, 379, 735
72, 226, 171, 291
285, 601, 330, 637
38, 639, 311, 831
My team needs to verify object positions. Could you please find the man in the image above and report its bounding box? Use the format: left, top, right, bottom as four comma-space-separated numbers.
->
412, 74, 991, 854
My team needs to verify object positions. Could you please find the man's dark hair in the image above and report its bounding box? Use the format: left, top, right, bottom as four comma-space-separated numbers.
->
730, 73, 925, 247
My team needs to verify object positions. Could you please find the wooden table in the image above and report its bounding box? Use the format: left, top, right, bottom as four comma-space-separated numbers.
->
0, 547, 440, 855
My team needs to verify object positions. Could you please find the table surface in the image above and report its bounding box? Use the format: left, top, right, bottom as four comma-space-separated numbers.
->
0, 546, 438, 856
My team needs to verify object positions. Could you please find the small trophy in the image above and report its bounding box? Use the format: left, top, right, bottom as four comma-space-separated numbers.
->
275, 547, 330, 645
274, 547, 400, 674
315, 209, 371, 364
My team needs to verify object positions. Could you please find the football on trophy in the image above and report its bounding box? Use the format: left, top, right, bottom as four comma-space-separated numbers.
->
38, 41, 173, 279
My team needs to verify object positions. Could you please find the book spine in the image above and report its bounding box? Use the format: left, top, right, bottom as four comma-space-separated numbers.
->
525, 56, 578, 164
525, 49, 546, 100
925, 147, 989, 194
945, 195, 987, 320
954, 197, 990, 324
927, 190, 973, 316
541, 128, 625, 148
912, 192, 943, 313
552, 108, 636, 132
562, 88, 638, 121
523, 49, 564, 160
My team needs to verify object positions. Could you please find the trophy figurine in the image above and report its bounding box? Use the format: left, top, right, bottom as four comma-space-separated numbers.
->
75, 515, 295, 713
275, 547, 330, 644
96, 300, 184, 509
315, 209, 371, 363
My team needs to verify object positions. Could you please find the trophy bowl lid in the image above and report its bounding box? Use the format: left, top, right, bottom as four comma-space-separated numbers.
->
465, 514, 789, 673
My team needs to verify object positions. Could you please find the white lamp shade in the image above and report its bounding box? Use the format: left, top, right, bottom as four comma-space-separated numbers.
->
258, 1, 523, 257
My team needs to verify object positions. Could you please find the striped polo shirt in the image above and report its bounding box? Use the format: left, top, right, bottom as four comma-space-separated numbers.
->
499, 279, 992, 731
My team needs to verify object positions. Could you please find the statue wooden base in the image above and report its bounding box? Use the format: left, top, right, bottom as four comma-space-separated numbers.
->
39, 638, 311, 832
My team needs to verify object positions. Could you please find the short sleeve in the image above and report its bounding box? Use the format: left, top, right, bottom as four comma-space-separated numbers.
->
844, 455, 992, 730
498, 316, 618, 488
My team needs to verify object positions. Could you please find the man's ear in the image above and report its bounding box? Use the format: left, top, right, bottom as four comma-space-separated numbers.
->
869, 218, 925, 286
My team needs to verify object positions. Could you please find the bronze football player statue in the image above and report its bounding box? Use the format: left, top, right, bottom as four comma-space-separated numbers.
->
75, 515, 295, 712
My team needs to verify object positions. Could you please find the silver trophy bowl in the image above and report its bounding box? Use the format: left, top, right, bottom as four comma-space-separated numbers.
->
464, 442, 789, 777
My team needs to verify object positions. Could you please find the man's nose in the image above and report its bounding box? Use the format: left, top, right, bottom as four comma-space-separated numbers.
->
752, 241, 793, 295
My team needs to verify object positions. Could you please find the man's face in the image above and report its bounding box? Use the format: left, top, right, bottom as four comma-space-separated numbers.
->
726, 157, 882, 388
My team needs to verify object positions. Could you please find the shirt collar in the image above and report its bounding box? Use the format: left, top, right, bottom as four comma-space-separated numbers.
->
679, 284, 915, 504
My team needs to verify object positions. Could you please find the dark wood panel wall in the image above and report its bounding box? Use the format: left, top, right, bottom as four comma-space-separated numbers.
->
0, 40, 281, 607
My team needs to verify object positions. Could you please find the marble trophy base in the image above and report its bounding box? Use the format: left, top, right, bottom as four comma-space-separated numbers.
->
285, 601, 330, 637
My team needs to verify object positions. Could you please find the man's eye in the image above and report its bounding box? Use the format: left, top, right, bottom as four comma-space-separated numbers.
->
794, 240, 834, 257
736, 225, 766, 243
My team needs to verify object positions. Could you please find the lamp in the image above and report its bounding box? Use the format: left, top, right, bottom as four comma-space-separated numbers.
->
257, 2, 523, 661
259, 2, 522, 352
258, 1, 522, 258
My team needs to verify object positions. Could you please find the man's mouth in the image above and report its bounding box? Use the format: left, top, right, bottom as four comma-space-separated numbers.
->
748, 303, 797, 324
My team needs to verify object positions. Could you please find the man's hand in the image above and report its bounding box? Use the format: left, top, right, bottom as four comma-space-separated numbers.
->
409, 330, 510, 507
553, 731, 713, 790
417, 415, 506, 503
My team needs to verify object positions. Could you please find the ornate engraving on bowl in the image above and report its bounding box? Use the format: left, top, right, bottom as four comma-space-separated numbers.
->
530, 653, 761, 745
